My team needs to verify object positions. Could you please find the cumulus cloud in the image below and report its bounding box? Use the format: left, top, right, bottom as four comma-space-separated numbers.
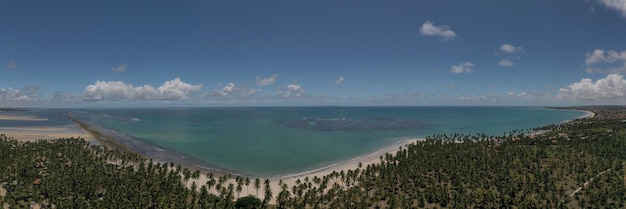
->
597, 0, 626, 17
450, 62, 475, 74
335, 76, 344, 85
0, 88, 29, 101
277, 84, 304, 98
498, 59, 515, 67
208, 83, 260, 100
558, 74, 626, 100
0, 85, 42, 103
584, 49, 626, 74
496, 44, 524, 67
216, 83, 236, 97
82, 78, 202, 101
585, 49, 626, 65
419, 20, 456, 40
455, 94, 501, 104
500, 44, 524, 54
451, 90, 552, 105
6, 60, 17, 69
111, 63, 127, 72
256, 74, 277, 86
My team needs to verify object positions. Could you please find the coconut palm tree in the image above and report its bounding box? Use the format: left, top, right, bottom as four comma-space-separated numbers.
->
254, 177, 261, 197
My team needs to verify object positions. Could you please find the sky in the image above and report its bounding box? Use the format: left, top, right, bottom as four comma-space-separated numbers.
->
2, 0, 626, 107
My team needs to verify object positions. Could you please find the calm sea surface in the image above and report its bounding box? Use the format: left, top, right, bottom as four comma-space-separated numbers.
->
4, 107, 585, 176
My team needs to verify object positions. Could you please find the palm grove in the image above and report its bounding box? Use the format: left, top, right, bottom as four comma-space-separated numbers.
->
1, 106, 626, 208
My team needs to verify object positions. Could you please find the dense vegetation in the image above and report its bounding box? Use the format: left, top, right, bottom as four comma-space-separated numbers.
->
2, 106, 626, 208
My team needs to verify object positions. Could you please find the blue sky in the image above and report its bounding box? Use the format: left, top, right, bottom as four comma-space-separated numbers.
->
2, 0, 626, 107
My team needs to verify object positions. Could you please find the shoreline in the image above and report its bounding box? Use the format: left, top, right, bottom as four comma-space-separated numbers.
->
0, 125, 95, 142
72, 106, 594, 200
182, 137, 422, 202
546, 107, 596, 120
580, 110, 596, 119
274, 137, 419, 180
2, 107, 596, 198
2, 108, 594, 177
67, 116, 233, 177
64, 115, 423, 201
0, 113, 94, 142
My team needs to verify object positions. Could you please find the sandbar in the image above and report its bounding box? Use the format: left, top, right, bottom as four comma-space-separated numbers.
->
0, 125, 95, 142
0, 115, 48, 121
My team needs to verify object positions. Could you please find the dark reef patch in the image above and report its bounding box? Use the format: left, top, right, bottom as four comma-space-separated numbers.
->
278, 117, 432, 131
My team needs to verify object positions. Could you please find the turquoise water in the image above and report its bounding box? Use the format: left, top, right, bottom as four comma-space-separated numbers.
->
69, 107, 585, 177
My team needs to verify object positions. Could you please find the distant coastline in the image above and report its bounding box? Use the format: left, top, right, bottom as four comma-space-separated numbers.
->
548, 106, 597, 119
0, 108, 28, 112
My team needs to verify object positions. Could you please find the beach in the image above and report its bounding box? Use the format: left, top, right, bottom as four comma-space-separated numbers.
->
0, 115, 48, 121
0, 126, 95, 142
582, 110, 596, 119
66, 114, 421, 201
0, 107, 594, 203
180, 108, 599, 201
0, 112, 95, 142
182, 137, 421, 202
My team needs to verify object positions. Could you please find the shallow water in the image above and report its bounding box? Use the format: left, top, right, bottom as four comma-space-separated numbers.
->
65, 106, 584, 176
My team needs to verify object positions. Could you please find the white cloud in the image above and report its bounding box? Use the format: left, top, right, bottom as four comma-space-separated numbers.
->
256, 74, 277, 86
219, 83, 236, 96
450, 62, 475, 74
455, 94, 501, 104
82, 78, 202, 101
584, 49, 626, 73
6, 60, 17, 69
597, 0, 626, 17
450, 90, 552, 105
0, 88, 30, 101
497, 44, 524, 67
208, 82, 260, 100
498, 59, 514, 67
586, 49, 607, 65
111, 63, 127, 72
240, 88, 260, 98
585, 49, 626, 65
585, 63, 626, 74
500, 44, 523, 54
0, 85, 42, 103
558, 74, 626, 100
335, 76, 344, 85
277, 84, 304, 98
507, 90, 530, 99
419, 20, 456, 40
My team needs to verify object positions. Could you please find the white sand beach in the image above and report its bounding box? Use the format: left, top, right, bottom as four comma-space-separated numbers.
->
581, 110, 596, 119
0, 125, 96, 142
184, 138, 421, 203
0, 112, 95, 142
0, 115, 48, 121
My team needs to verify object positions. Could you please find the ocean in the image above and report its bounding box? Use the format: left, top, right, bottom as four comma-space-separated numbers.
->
0, 107, 586, 176
53, 106, 586, 177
